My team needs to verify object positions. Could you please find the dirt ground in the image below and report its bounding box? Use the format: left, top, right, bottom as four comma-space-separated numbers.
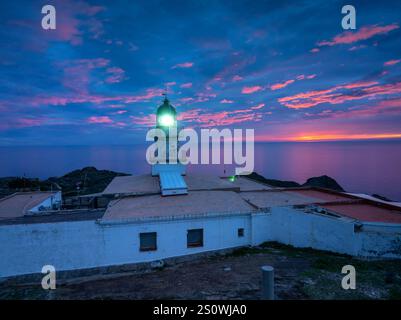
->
1, 242, 401, 300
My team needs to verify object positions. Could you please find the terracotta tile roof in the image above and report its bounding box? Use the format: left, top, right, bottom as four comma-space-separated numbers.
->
322, 203, 401, 224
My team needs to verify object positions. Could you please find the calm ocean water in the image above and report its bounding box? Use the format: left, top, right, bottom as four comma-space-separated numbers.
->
0, 141, 400, 200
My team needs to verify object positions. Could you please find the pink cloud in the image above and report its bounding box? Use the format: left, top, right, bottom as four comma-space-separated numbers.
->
250, 103, 265, 110
179, 91, 217, 105
131, 102, 264, 128
384, 59, 401, 66
242, 86, 262, 94
107, 104, 125, 109
220, 99, 234, 104
317, 24, 399, 47
205, 56, 255, 88
308, 98, 401, 120
112, 110, 127, 115
0, 116, 71, 131
178, 109, 262, 127
179, 97, 195, 104
10, 2, 105, 50
130, 114, 156, 127
270, 79, 295, 91
180, 82, 193, 88
270, 74, 316, 91
348, 45, 367, 51
59, 58, 110, 94
105, 67, 125, 84
310, 48, 320, 53
341, 81, 379, 89
113, 121, 128, 127
87, 116, 113, 124
172, 62, 194, 69
25, 85, 165, 108
121, 88, 165, 103
277, 80, 401, 109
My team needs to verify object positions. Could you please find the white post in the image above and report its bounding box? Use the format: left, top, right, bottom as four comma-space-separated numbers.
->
261, 265, 274, 300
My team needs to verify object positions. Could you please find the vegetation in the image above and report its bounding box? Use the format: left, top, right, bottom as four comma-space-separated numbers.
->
0, 167, 129, 198
246, 172, 301, 188
247, 172, 344, 191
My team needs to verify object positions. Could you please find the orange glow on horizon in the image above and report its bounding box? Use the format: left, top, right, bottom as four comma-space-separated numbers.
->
257, 133, 401, 142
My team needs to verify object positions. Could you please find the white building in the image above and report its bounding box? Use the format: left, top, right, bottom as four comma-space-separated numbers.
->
0, 99, 400, 279
0, 191, 62, 220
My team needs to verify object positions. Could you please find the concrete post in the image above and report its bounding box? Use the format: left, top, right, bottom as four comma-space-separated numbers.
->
261, 265, 274, 300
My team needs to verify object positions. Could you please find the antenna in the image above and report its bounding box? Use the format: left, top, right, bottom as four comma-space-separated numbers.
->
164, 89, 168, 100
163, 83, 170, 101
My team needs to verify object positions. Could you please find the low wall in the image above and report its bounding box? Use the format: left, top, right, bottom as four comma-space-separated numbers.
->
355, 222, 401, 258
1, 207, 400, 278
265, 207, 401, 259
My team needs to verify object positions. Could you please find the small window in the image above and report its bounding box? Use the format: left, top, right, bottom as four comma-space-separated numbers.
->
140, 232, 157, 251
238, 228, 244, 237
187, 229, 203, 248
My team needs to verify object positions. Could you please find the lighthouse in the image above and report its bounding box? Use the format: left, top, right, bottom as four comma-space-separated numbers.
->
155, 97, 178, 164
151, 97, 188, 196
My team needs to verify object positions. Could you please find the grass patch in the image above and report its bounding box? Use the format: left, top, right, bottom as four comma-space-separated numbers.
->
230, 246, 266, 257
388, 287, 401, 300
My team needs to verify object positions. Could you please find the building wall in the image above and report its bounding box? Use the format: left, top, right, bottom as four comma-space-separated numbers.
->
0, 220, 105, 278
0, 214, 252, 278
268, 207, 357, 255
1, 208, 400, 278
355, 223, 401, 258
29, 192, 62, 213
265, 207, 401, 258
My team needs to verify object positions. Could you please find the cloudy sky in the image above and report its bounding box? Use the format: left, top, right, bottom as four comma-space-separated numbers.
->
1, 0, 401, 145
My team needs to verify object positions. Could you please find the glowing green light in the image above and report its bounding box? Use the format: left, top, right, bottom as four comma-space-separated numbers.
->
159, 114, 175, 127
228, 175, 236, 182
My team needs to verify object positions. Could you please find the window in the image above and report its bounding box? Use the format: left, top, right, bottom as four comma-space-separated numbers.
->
139, 232, 157, 251
238, 228, 244, 237
187, 229, 203, 248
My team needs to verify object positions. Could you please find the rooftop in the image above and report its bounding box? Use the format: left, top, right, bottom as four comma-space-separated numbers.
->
0, 209, 104, 226
239, 190, 328, 208
2, 174, 401, 226
225, 176, 272, 191
321, 203, 401, 224
0, 192, 58, 220
102, 174, 271, 196
102, 190, 255, 221
102, 174, 160, 195
289, 189, 354, 202
346, 193, 401, 208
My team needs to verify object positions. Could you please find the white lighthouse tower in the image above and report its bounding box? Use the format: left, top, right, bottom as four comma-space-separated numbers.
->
151, 97, 188, 196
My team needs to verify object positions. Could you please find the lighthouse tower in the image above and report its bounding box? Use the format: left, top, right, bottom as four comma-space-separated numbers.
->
156, 97, 178, 164
151, 97, 188, 196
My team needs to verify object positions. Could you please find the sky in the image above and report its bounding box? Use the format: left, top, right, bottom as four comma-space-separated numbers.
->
1, 0, 401, 145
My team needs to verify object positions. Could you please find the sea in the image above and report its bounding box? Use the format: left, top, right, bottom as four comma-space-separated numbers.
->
0, 140, 400, 201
